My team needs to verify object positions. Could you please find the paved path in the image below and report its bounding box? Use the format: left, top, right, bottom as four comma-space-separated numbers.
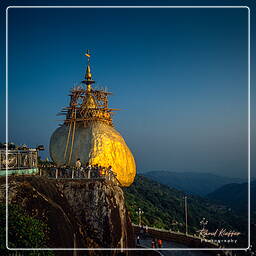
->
138, 238, 213, 256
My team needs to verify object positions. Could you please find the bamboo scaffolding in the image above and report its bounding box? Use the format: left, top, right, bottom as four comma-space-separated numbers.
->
64, 117, 72, 161
57, 83, 118, 165
68, 109, 77, 165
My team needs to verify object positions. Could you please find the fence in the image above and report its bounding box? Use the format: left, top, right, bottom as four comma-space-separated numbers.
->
39, 166, 121, 186
133, 224, 220, 249
0, 149, 38, 171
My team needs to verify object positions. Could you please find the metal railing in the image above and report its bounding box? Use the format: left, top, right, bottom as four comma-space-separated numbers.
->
39, 166, 121, 185
132, 224, 220, 248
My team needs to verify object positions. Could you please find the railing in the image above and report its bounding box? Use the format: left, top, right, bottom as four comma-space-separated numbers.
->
133, 224, 220, 248
39, 167, 121, 186
0, 150, 38, 170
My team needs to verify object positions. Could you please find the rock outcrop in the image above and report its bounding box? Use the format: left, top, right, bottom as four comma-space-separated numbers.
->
0, 176, 134, 255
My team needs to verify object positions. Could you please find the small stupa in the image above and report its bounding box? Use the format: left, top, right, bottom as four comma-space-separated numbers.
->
49, 51, 136, 186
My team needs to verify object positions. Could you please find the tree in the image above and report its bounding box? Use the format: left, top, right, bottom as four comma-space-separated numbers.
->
0, 203, 53, 255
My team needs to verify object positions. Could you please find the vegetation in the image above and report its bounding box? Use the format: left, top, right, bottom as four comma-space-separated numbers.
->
124, 175, 248, 243
0, 203, 53, 255
207, 180, 255, 215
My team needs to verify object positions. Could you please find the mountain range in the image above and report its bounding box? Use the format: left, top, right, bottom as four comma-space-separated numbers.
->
142, 170, 246, 196
206, 179, 255, 215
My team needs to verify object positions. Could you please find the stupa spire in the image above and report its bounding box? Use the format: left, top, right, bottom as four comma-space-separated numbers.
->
83, 49, 95, 90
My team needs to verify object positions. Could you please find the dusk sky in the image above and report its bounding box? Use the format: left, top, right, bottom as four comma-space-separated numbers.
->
0, 1, 255, 179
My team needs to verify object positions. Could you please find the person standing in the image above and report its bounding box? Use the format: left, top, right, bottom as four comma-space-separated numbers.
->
99, 166, 103, 177
92, 164, 97, 178
108, 165, 113, 181
95, 164, 100, 178
75, 158, 81, 168
88, 164, 91, 179
75, 158, 82, 178
151, 239, 156, 248
84, 162, 88, 178
157, 239, 163, 248
101, 167, 105, 177
105, 167, 109, 178
136, 235, 140, 245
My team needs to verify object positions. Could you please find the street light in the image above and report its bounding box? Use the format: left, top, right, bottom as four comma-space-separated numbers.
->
200, 217, 208, 230
171, 220, 178, 232
184, 196, 188, 235
136, 208, 144, 227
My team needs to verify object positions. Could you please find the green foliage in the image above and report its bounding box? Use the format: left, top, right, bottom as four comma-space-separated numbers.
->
124, 175, 185, 230
0, 203, 54, 255
207, 180, 256, 215
124, 175, 247, 236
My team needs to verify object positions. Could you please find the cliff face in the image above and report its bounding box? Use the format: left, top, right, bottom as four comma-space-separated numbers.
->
0, 176, 134, 255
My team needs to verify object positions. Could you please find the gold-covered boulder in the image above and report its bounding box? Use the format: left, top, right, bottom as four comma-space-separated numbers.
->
50, 122, 136, 187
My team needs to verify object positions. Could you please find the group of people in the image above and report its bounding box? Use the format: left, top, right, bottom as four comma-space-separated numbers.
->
151, 238, 163, 248
136, 226, 163, 248
136, 235, 163, 248
56, 158, 116, 180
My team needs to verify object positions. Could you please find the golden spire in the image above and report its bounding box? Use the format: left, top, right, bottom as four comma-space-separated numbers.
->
82, 49, 95, 89
86, 65, 92, 80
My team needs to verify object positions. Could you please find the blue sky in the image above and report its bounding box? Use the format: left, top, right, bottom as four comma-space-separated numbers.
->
1, 1, 255, 179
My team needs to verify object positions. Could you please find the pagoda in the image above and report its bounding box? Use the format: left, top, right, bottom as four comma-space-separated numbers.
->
49, 51, 136, 186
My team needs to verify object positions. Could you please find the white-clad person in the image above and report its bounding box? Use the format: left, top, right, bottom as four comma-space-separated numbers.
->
75, 158, 82, 178
87, 164, 92, 179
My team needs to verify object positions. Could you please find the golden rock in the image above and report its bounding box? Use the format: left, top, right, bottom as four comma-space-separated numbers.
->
50, 122, 136, 186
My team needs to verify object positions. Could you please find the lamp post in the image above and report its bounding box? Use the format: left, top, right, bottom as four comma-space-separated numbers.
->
184, 196, 188, 235
136, 208, 144, 227
200, 217, 208, 230
171, 220, 178, 232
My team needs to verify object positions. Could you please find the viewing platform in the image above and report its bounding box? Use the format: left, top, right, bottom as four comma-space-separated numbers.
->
38, 166, 122, 186
0, 148, 39, 176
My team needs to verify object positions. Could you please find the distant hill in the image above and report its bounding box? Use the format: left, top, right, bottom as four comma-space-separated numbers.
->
124, 175, 247, 247
206, 180, 256, 215
143, 171, 245, 196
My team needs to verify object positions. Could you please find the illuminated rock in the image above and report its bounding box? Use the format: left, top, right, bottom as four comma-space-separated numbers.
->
50, 122, 136, 186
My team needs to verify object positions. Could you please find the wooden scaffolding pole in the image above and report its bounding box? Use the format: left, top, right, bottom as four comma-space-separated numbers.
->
68, 109, 77, 165
64, 118, 72, 161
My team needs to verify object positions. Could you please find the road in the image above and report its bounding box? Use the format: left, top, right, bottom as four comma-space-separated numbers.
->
138, 238, 213, 256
